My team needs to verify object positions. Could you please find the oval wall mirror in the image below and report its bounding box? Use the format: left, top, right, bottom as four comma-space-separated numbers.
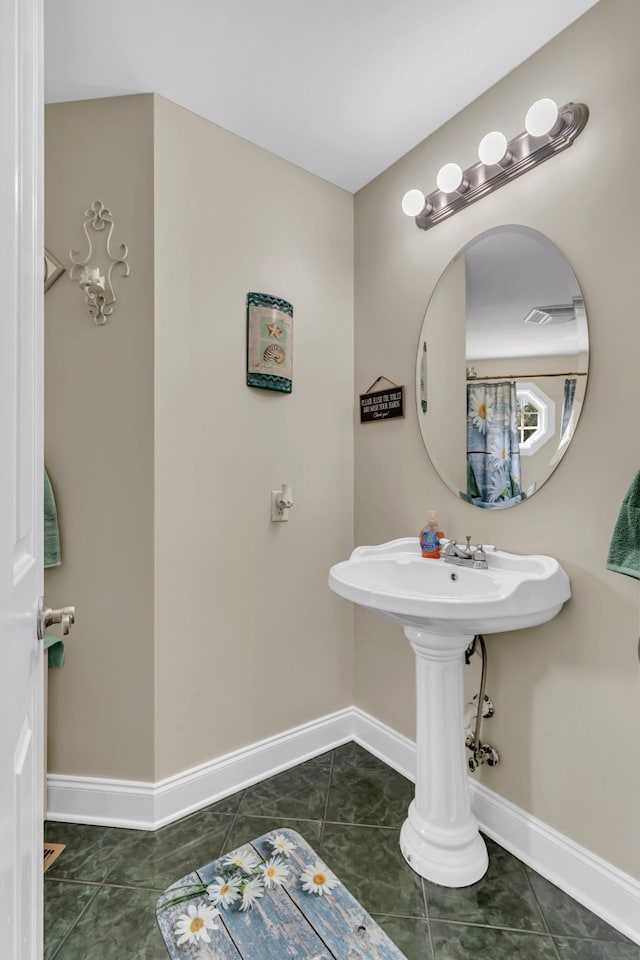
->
416, 225, 588, 509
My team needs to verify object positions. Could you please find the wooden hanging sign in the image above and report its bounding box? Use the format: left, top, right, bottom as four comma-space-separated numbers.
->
359, 376, 405, 424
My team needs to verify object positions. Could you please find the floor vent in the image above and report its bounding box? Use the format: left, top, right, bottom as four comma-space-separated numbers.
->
43, 843, 65, 873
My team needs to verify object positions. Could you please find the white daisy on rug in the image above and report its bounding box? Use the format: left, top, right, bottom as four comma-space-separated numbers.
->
174, 901, 219, 945
300, 861, 339, 896
239, 876, 265, 911
270, 834, 297, 858
206, 875, 242, 909
223, 849, 260, 872
260, 856, 289, 889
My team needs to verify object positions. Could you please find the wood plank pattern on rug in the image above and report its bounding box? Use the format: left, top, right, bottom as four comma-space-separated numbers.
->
156, 828, 408, 960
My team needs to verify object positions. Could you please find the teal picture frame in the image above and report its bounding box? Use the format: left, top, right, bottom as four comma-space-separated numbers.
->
246, 292, 293, 393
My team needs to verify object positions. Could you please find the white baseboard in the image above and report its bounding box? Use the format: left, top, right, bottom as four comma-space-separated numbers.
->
47, 705, 640, 944
468, 779, 640, 947
349, 706, 416, 780
46, 773, 157, 830
47, 707, 355, 831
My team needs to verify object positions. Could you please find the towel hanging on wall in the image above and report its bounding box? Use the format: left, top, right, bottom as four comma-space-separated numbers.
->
43, 633, 65, 668
44, 467, 61, 569
606, 470, 640, 580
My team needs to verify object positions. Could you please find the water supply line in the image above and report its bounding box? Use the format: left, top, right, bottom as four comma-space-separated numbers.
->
464, 634, 500, 771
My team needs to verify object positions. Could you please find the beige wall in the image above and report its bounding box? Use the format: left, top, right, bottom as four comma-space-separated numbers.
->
44, 96, 156, 780
418, 255, 467, 495
152, 96, 354, 779
45, 94, 354, 784
354, 0, 640, 878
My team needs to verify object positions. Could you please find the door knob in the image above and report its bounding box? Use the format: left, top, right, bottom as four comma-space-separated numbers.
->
37, 598, 76, 640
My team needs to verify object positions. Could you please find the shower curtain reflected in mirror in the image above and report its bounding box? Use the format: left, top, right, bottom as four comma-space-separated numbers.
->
466, 381, 524, 508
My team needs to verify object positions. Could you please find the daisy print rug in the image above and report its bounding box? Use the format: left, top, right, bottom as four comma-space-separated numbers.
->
156, 828, 408, 959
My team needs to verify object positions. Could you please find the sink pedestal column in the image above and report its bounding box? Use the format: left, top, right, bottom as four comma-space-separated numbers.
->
400, 627, 488, 887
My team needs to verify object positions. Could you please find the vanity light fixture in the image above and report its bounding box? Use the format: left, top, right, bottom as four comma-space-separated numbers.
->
524, 98, 560, 137
477, 131, 510, 167
436, 162, 467, 195
402, 189, 428, 217
402, 99, 588, 232
69, 201, 129, 324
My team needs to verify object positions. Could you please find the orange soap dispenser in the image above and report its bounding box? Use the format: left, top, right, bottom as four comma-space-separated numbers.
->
420, 511, 444, 559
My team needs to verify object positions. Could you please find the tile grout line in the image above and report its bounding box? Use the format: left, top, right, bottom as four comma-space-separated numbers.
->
421, 916, 557, 937
411, 915, 623, 943
364, 909, 640, 946
217, 789, 249, 860
234, 810, 401, 831
318, 749, 336, 851
372, 911, 436, 922
522, 863, 563, 960
48, 879, 104, 960
422, 877, 436, 959
90, 881, 166, 893
230, 813, 325, 826
321, 818, 401, 831
45, 876, 102, 887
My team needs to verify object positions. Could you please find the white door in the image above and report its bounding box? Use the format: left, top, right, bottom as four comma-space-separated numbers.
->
0, 0, 44, 958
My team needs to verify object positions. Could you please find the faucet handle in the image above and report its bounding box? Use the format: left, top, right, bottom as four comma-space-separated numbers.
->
473, 544, 487, 563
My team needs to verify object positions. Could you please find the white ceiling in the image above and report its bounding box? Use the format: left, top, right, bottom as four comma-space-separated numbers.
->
464, 227, 585, 361
44, 0, 599, 193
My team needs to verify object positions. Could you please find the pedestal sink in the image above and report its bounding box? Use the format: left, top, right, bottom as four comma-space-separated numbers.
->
329, 538, 570, 888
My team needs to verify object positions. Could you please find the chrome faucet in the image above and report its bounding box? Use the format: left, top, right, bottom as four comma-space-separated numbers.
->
442, 536, 488, 569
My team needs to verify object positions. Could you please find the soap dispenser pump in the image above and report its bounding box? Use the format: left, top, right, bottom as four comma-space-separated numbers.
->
420, 511, 444, 559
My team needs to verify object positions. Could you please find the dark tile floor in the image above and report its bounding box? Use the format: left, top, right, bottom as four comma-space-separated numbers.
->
44, 742, 639, 959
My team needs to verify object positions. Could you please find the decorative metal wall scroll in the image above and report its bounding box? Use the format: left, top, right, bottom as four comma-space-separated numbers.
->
69, 201, 129, 324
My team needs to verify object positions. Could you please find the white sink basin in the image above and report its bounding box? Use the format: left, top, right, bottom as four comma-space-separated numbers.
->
328, 537, 570, 888
329, 537, 570, 635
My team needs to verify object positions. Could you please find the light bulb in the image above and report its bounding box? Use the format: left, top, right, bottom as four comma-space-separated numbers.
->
478, 131, 508, 165
525, 98, 559, 137
436, 163, 464, 194
401, 189, 426, 217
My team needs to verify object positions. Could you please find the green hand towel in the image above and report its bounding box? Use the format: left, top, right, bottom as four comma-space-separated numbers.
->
607, 470, 640, 580
43, 633, 65, 668
44, 467, 61, 569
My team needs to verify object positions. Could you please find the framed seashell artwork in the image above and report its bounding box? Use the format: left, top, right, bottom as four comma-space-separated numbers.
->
246, 292, 293, 393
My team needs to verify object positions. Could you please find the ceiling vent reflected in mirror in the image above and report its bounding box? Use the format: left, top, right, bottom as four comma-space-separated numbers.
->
523, 298, 583, 326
